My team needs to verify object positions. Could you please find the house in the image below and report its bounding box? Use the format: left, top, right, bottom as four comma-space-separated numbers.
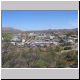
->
53, 41, 58, 45
10, 35, 21, 45
22, 39, 25, 42
10, 42, 16, 45
67, 39, 74, 44
50, 35, 55, 40
29, 32, 35, 37
74, 38, 78, 43
2, 37, 4, 41
11, 36, 21, 42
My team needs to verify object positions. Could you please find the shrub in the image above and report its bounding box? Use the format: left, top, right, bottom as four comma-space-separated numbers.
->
64, 46, 72, 50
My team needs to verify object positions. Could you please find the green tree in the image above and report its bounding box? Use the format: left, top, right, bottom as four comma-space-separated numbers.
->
32, 59, 49, 68
2, 32, 12, 42
54, 45, 63, 52
2, 32, 12, 51
2, 32, 13, 67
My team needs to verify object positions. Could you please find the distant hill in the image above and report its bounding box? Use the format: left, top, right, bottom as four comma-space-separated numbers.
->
73, 28, 78, 32
2, 27, 23, 34
2, 27, 78, 33
26, 28, 78, 33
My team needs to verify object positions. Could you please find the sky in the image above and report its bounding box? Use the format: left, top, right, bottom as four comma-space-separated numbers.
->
2, 10, 78, 31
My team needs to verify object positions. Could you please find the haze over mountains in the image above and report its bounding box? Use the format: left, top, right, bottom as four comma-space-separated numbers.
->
2, 27, 78, 33
2, 27, 23, 33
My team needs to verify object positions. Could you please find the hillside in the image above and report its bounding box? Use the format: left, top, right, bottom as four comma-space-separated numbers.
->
2, 27, 78, 33
2, 27, 23, 34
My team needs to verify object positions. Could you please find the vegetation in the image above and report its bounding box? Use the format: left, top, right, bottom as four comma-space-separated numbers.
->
56, 50, 78, 68
2, 43, 78, 68
2, 32, 12, 42
2, 32, 78, 68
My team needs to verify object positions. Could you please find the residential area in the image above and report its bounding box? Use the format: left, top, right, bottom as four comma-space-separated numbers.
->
2, 28, 78, 68
2, 30, 78, 48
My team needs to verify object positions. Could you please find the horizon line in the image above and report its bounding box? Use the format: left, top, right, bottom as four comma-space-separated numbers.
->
2, 26, 78, 31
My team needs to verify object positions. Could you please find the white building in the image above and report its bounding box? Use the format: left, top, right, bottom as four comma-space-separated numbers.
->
68, 39, 74, 44
10, 35, 21, 45
2, 37, 4, 41
10, 42, 16, 45
29, 32, 36, 37
11, 36, 21, 42
50, 36, 55, 39
22, 39, 25, 43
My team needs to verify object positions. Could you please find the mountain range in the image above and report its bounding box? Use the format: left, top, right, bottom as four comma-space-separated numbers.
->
2, 27, 23, 33
2, 27, 78, 33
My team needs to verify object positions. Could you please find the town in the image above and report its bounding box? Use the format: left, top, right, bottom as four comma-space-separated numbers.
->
2, 29, 78, 49
2, 28, 78, 68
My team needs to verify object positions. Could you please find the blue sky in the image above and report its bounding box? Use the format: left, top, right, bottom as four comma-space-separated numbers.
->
2, 10, 78, 31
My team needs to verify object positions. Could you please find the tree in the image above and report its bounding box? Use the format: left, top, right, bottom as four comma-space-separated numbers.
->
2, 32, 12, 42
54, 45, 63, 52
32, 59, 49, 68
2, 32, 12, 51
2, 32, 13, 66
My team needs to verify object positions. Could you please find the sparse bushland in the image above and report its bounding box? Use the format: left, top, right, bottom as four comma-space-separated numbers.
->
2, 43, 78, 68
56, 50, 78, 68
